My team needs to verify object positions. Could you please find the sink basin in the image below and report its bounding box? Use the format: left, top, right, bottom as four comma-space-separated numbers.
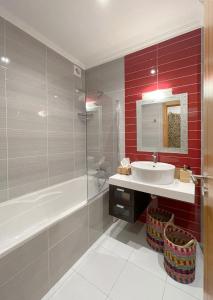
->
131, 161, 175, 185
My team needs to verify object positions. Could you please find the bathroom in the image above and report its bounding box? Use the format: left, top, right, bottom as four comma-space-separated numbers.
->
0, 0, 212, 299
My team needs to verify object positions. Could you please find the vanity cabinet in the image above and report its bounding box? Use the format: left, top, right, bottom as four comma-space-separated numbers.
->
109, 185, 150, 223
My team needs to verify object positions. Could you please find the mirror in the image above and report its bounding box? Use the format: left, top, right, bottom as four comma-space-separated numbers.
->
136, 92, 188, 153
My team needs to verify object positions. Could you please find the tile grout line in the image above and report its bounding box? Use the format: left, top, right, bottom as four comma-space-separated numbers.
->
89, 234, 134, 296
48, 218, 88, 251
72, 244, 125, 297
106, 258, 129, 298
47, 228, 50, 293
0, 248, 49, 290
127, 254, 168, 283
3, 19, 9, 201
5, 127, 76, 133
126, 69, 201, 84
45, 46, 50, 187
73, 88, 76, 177
73, 269, 108, 297
126, 62, 201, 79
6, 151, 76, 161
161, 274, 168, 300
165, 278, 203, 300
43, 268, 75, 299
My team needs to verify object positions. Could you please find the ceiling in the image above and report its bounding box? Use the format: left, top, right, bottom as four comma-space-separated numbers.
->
0, 0, 203, 69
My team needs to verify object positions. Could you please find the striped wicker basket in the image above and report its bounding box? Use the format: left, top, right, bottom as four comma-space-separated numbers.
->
164, 224, 197, 284
146, 208, 174, 253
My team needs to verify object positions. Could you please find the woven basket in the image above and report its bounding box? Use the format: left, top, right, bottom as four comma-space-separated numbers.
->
146, 208, 174, 253
164, 224, 197, 284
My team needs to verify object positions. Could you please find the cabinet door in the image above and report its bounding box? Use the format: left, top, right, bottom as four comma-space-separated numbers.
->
109, 185, 135, 223
110, 202, 134, 223
109, 185, 134, 207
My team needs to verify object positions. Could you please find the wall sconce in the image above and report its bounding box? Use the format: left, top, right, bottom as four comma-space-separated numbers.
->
142, 88, 173, 101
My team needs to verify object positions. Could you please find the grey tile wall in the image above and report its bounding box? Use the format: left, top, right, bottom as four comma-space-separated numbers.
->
0, 18, 8, 202
49, 223, 88, 286
8, 156, 49, 199
0, 189, 111, 300
0, 252, 49, 300
0, 17, 86, 202
49, 205, 88, 248
0, 231, 48, 287
88, 191, 113, 245
0, 17, 4, 58
0, 70, 6, 130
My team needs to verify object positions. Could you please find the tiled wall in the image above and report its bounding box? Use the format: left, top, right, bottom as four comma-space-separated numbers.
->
86, 59, 125, 198
0, 17, 86, 202
125, 29, 202, 240
0, 189, 112, 300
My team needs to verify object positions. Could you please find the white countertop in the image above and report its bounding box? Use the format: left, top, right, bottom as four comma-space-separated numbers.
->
109, 174, 195, 203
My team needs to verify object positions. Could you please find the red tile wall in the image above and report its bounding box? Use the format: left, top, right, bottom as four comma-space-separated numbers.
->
125, 29, 202, 240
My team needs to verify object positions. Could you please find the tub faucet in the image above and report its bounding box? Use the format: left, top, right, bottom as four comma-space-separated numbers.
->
152, 152, 158, 164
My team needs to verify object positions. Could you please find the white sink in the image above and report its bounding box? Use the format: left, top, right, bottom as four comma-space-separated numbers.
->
131, 161, 175, 185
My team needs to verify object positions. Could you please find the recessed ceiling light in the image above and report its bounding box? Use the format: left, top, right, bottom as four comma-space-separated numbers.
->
98, 0, 109, 5
150, 68, 157, 75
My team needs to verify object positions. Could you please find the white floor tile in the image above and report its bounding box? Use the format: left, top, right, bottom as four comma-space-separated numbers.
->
109, 262, 165, 300
42, 223, 204, 300
97, 236, 134, 259
72, 247, 93, 271
166, 245, 203, 300
105, 221, 148, 250
163, 283, 198, 300
50, 272, 106, 300
42, 269, 74, 300
75, 246, 127, 294
129, 245, 167, 280
89, 234, 107, 250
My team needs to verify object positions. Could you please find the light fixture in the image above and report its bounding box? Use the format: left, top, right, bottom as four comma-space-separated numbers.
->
38, 110, 47, 118
150, 68, 157, 75
86, 101, 98, 112
1, 56, 10, 64
98, 0, 109, 5
142, 88, 173, 101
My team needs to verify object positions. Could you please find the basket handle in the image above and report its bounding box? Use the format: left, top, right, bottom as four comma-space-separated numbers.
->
164, 222, 173, 239
164, 223, 197, 249
169, 213, 175, 224
163, 214, 174, 237
185, 239, 196, 248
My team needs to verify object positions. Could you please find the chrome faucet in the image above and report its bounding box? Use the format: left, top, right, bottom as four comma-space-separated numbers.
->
152, 152, 158, 164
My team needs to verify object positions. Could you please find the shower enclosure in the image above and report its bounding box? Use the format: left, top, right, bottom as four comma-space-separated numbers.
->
85, 58, 125, 200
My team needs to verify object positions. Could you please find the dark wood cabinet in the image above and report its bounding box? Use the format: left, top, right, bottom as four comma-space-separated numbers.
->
109, 185, 151, 223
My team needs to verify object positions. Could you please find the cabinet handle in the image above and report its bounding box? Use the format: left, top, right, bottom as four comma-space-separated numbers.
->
116, 204, 125, 209
116, 188, 125, 192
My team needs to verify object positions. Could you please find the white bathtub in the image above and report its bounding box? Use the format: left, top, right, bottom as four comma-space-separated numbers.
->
0, 175, 108, 258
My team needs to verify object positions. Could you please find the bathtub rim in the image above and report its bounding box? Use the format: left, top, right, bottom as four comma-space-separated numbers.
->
0, 176, 87, 209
